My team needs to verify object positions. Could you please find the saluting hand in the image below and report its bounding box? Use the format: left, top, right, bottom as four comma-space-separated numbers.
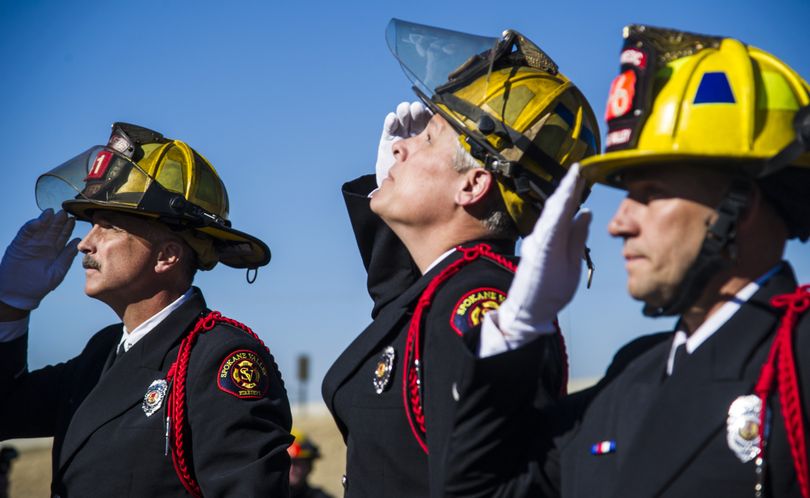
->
0, 209, 80, 310
375, 101, 431, 187
497, 164, 592, 336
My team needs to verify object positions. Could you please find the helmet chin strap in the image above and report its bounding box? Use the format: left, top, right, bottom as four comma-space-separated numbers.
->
643, 179, 751, 317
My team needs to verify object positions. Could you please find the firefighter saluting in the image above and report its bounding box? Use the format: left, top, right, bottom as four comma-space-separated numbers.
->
448, 25, 810, 498
0, 123, 292, 497
322, 19, 599, 497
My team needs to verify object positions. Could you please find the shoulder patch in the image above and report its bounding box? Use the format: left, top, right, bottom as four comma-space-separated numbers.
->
217, 349, 270, 399
450, 287, 507, 336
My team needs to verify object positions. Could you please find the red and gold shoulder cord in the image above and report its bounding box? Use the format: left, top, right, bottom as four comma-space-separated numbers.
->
402, 243, 570, 454
162, 311, 277, 497
754, 284, 810, 498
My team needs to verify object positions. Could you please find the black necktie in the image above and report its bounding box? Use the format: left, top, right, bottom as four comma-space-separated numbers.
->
103, 342, 126, 372
671, 342, 689, 375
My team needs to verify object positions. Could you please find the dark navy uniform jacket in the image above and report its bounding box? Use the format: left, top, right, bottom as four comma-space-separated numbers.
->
322, 175, 565, 498
0, 288, 292, 497
446, 263, 810, 498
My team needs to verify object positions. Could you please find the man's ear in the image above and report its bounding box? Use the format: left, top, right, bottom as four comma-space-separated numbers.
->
455, 168, 493, 207
155, 240, 184, 275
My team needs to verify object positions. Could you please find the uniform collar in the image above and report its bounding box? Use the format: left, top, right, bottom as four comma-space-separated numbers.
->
118, 287, 194, 353
612, 262, 799, 497
666, 263, 783, 375
423, 248, 456, 274
423, 239, 516, 275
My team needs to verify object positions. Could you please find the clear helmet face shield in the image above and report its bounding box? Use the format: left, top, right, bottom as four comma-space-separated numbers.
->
385, 18, 499, 104
385, 18, 601, 242
36, 145, 168, 216
385, 19, 578, 197
385, 18, 524, 181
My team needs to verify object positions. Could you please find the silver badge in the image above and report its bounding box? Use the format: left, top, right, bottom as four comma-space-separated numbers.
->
142, 379, 168, 417
727, 394, 762, 463
372, 346, 396, 394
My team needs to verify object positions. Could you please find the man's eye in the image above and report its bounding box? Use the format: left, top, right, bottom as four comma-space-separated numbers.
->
628, 186, 668, 205
99, 222, 122, 232
643, 189, 668, 203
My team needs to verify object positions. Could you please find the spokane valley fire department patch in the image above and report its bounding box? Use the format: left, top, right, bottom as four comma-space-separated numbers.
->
450, 287, 507, 336
217, 349, 270, 399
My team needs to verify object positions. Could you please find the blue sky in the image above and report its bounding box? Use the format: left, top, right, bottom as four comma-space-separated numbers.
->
1, 0, 808, 401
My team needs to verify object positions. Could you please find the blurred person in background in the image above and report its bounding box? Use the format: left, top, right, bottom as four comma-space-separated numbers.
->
0, 446, 18, 498
288, 429, 334, 498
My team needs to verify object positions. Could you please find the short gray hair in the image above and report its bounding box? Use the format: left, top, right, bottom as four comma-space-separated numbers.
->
453, 143, 518, 240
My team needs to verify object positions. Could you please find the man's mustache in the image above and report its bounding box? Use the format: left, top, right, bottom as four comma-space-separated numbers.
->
82, 255, 101, 270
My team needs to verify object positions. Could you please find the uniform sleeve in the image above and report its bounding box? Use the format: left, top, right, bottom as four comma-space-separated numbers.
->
343, 175, 420, 318
418, 266, 565, 498
0, 334, 51, 439
0, 316, 29, 342
444, 340, 565, 498
0, 326, 118, 440
186, 325, 293, 497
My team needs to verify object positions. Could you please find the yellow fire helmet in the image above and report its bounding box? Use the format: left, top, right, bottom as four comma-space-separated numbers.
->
386, 19, 600, 235
581, 25, 810, 182
35, 122, 271, 271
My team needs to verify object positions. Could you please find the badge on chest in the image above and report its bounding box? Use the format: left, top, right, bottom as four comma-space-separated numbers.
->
726, 394, 762, 463
143, 379, 168, 417
373, 346, 396, 394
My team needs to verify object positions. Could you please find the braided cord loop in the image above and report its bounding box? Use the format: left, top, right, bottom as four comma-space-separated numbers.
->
753, 284, 810, 498
164, 311, 275, 497
402, 243, 569, 454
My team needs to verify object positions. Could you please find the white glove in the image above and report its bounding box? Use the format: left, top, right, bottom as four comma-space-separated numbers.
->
0, 209, 80, 310
479, 164, 591, 357
375, 101, 432, 187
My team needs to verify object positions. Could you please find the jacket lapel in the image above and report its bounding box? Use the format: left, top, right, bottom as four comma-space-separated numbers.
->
611, 339, 670, 469
57, 289, 208, 472
322, 239, 516, 414
612, 266, 797, 497
322, 264, 438, 411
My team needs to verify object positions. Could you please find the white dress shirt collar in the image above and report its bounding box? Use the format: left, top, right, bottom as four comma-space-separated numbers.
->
666, 264, 782, 375
423, 248, 457, 275
118, 287, 194, 353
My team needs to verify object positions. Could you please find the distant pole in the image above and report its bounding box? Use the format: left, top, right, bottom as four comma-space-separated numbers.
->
297, 354, 310, 416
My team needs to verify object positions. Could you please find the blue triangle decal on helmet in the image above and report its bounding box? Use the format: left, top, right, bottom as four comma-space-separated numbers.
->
693, 72, 736, 104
